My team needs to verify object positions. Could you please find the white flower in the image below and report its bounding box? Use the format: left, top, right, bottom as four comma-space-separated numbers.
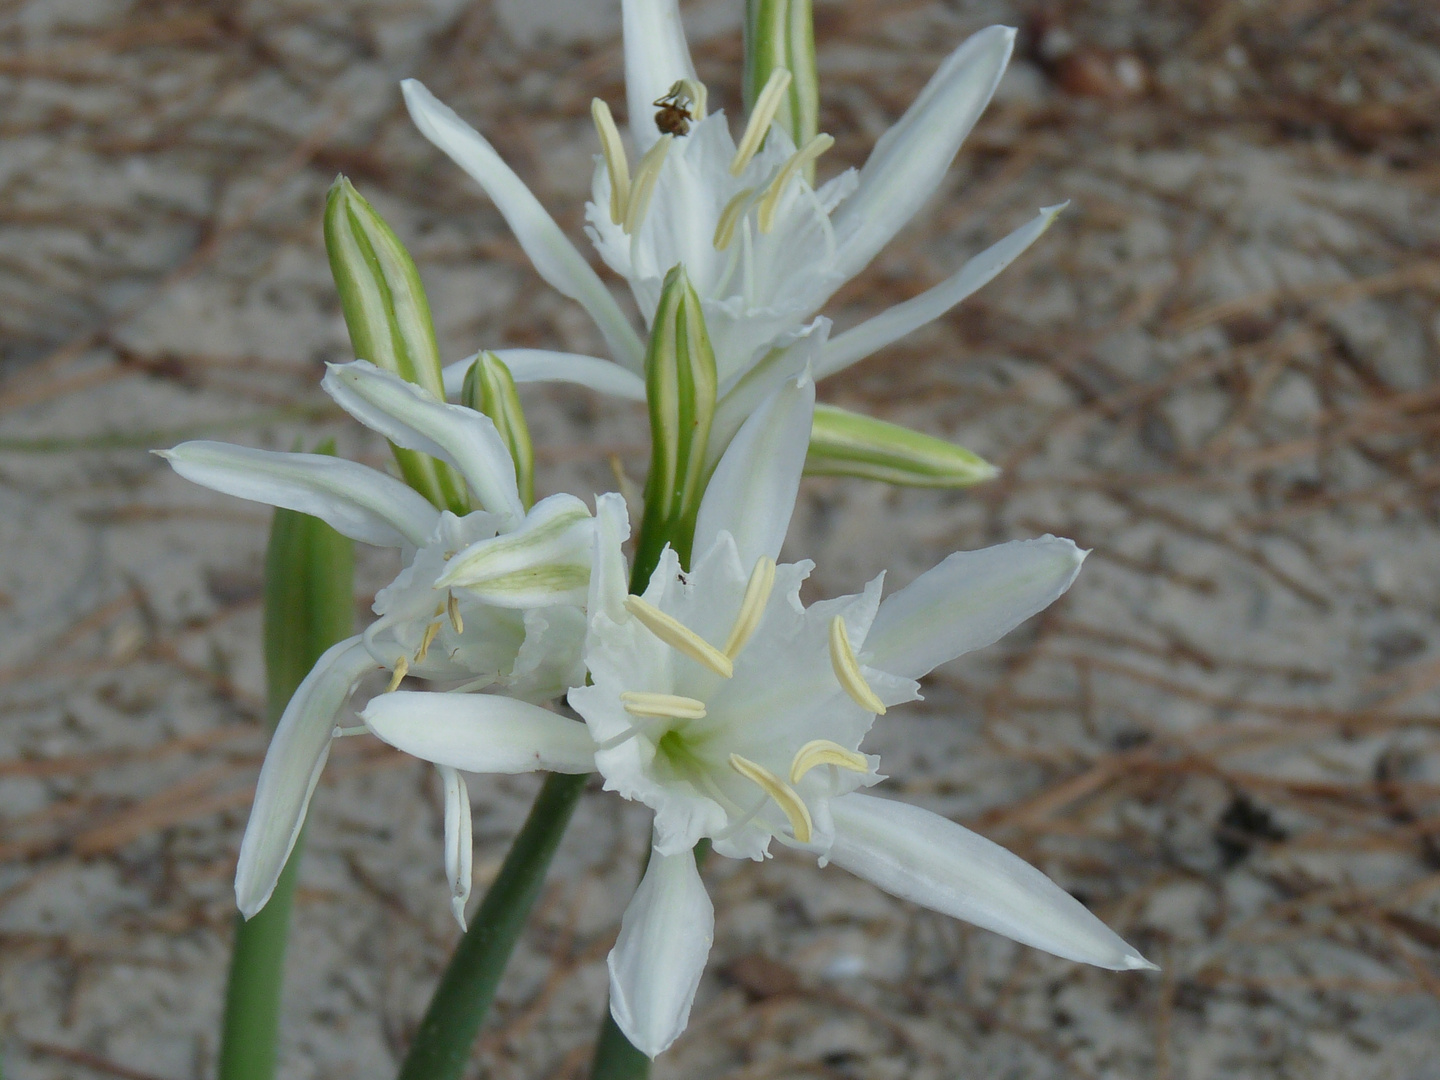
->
158, 359, 593, 919
403, 2, 1062, 453
360, 374, 1153, 1056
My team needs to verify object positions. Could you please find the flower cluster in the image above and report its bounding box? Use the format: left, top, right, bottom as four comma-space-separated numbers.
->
164, 0, 1152, 1064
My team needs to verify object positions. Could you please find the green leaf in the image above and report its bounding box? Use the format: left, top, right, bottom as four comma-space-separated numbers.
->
806, 404, 999, 487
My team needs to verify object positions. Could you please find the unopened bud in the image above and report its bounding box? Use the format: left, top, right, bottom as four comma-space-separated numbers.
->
437, 495, 593, 609
324, 176, 467, 514
744, 0, 819, 158
805, 404, 999, 488
461, 353, 535, 510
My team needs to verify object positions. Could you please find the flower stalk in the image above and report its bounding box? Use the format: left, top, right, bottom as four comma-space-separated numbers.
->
219, 452, 355, 1080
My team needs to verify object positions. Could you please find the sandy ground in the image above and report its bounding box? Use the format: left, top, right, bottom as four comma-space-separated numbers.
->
3, 0, 1440, 1077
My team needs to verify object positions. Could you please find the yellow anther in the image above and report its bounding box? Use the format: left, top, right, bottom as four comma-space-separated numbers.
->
384, 655, 409, 694
828, 615, 886, 714
623, 134, 673, 234
789, 739, 870, 785
624, 595, 734, 678
447, 593, 464, 634
712, 186, 756, 251
722, 556, 776, 658
730, 68, 792, 176
729, 753, 813, 843
591, 98, 630, 226
415, 620, 441, 663
620, 691, 708, 720
658, 78, 708, 121
757, 133, 833, 234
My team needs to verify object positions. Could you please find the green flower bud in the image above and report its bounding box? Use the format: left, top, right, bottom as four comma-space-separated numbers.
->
461, 352, 535, 510
636, 265, 717, 578
806, 404, 999, 488
324, 175, 468, 515
744, 0, 819, 154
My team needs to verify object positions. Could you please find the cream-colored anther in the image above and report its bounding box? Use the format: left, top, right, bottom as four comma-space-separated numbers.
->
828, 615, 886, 714
620, 690, 708, 720
415, 620, 441, 663
624, 596, 734, 678
729, 754, 812, 843
384, 655, 409, 694
712, 186, 756, 251
591, 98, 630, 226
623, 133, 673, 234
730, 68, 792, 176
789, 739, 870, 785
670, 78, 708, 120
722, 556, 775, 657
757, 133, 833, 234
446, 593, 464, 635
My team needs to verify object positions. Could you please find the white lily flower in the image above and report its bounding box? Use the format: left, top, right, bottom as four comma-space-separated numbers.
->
405, 5, 1061, 432
360, 375, 1153, 1056
159, 360, 594, 918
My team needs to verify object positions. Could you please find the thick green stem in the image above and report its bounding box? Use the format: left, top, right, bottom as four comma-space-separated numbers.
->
219, 481, 356, 1080
590, 1012, 652, 1080
396, 772, 588, 1080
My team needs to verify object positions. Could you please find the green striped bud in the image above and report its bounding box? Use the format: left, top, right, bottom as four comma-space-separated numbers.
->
461, 352, 535, 510
324, 175, 468, 516
635, 265, 717, 580
806, 404, 999, 488
744, 0, 819, 154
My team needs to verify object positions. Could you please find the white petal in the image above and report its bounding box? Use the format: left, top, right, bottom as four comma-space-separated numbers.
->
693, 371, 814, 568
819, 204, 1064, 378
442, 349, 647, 402
323, 361, 524, 523
236, 638, 378, 918
362, 691, 597, 773
827, 793, 1154, 970
159, 441, 438, 548
863, 536, 1085, 680
830, 25, 1015, 282
622, 0, 698, 153
608, 845, 714, 1058
439, 765, 473, 930
402, 80, 645, 373
708, 316, 829, 472
439, 493, 593, 608
590, 492, 633, 623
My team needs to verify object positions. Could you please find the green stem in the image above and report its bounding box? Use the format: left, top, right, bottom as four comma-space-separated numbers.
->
396, 772, 588, 1080
591, 1011, 652, 1080
219, 475, 356, 1080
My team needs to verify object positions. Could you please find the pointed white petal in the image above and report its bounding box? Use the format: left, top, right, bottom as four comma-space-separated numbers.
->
159, 442, 438, 548
622, 0, 699, 153
439, 765, 473, 931
236, 638, 378, 918
442, 349, 647, 402
863, 536, 1085, 680
590, 492, 633, 623
828, 793, 1154, 970
402, 80, 645, 372
322, 361, 524, 522
608, 845, 714, 1058
362, 691, 596, 773
830, 25, 1016, 282
819, 204, 1064, 378
693, 371, 814, 568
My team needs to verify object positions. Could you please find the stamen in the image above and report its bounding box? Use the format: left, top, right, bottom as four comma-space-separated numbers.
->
332, 724, 369, 738
591, 98, 630, 226
757, 133, 834, 234
658, 78, 708, 120
624, 596, 734, 678
620, 690, 708, 720
730, 68, 792, 176
712, 186, 756, 251
790, 739, 870, 785
623, 134, 673, 234
384, 655, 409, 694
828, 616, 886, 714
595, 722, 648, 752
415, 620, 441, 662
446, 593, 464, 634
729, 753, 813, 843
723, 556, 776, 657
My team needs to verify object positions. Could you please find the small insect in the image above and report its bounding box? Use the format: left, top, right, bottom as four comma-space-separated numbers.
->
653, 81, 696, 137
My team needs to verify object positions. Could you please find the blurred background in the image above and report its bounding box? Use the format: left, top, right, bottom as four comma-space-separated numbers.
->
2, 0, 1440, 1077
